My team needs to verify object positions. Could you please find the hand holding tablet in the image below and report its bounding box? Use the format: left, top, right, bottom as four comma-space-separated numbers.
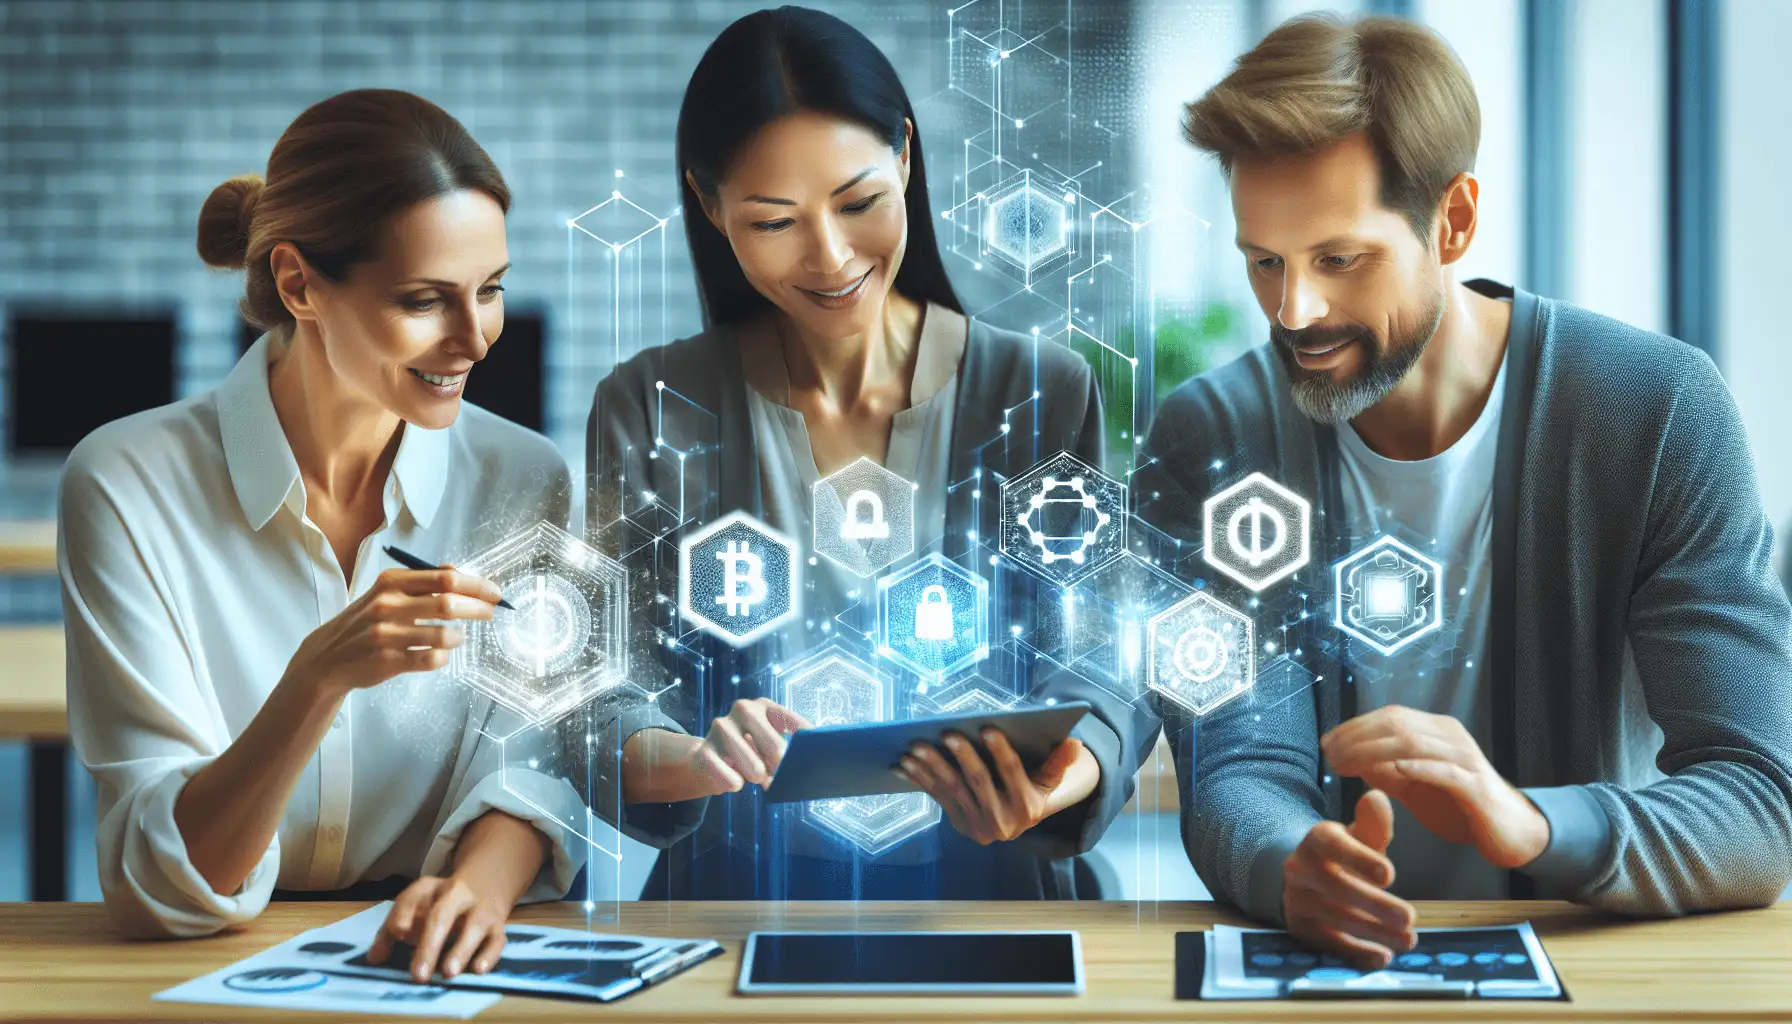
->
762, 701, 1092, 814
895, 711, 1098, 845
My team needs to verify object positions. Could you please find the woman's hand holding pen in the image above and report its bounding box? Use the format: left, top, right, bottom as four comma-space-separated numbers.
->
176, 566, 504, 896
896, 731, 1098, 845
284, 567, 504, 699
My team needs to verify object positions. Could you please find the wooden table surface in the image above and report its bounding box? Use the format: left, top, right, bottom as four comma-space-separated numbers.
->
0, 519, 56, 574
0, 624, 66, 740
2, 900, 1788, 1022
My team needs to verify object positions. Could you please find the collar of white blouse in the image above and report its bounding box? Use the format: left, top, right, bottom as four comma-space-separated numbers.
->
218, 332, 450, 534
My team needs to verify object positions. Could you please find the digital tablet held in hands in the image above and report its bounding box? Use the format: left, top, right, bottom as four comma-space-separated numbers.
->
761, 701, 1091, 804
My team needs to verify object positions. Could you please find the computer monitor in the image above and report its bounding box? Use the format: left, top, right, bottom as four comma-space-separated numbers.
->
6, 311, 177, 457
463, 310, 544, 433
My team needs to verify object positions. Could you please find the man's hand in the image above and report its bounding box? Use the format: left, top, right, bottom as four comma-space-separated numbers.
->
895, 730, 1095, 845
1284, 790, 1417, 969
1321, 705, 1549, 869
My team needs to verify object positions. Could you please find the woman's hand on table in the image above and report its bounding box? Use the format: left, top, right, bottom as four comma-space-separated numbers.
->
367, 810, 550, 983
896, 730, 1096, 844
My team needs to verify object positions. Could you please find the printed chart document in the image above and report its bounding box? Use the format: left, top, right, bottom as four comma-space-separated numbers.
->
1199, 922, 1563, 1000
154, 906, 497, 1017
156, 902, 722, 1015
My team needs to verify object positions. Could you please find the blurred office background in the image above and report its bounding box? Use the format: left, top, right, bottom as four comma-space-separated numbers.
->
1, 0, 1786, 903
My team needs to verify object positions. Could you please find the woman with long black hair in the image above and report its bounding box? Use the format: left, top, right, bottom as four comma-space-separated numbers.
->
571, 7, 1142, 900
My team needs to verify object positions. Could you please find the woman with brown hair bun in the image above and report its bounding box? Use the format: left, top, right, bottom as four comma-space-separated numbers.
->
60, 88, 582, 981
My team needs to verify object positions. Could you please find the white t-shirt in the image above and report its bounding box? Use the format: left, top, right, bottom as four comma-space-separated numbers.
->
1334, 350, 1509, 900
59, 332, 587, 937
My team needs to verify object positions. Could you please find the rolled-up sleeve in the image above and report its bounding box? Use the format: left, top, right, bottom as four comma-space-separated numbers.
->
420, 708, 588, 904
423, 463, 592, 903
1012, 664, 1159, 859
60, 453, 278, 938
565, 697, 709, 849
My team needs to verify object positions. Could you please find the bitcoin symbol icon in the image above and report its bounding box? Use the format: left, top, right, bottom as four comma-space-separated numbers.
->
715, 540, 767, 616
1173, 627, 1229, 683
1226, 496, 1287, 568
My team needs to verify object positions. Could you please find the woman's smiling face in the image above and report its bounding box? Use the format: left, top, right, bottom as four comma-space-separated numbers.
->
696, 110, 911, 339
286, 188, 510, 430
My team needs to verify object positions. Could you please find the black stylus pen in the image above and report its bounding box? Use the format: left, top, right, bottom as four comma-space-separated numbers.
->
382, 544, 515, 610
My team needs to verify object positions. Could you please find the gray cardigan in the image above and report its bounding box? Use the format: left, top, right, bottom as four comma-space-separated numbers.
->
1126, 281, 1792, 923
568, 310, 1142, 899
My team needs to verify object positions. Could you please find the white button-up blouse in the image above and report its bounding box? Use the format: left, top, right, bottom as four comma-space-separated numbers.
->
58, 333, 587, 938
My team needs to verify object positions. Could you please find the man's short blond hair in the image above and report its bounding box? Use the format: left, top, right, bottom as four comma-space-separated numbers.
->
1184, 14, 1480, 237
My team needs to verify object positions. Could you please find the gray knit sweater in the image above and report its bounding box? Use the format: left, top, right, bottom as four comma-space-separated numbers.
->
1125, 281, 1792, 922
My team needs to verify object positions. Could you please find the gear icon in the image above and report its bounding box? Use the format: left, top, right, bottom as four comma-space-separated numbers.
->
1173, 626, 1229, 683
1021, 475, 1111, 565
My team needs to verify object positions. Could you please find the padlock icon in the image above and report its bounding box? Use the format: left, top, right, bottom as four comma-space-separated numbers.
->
841, 489, 890, 540
914, 584, 955, 641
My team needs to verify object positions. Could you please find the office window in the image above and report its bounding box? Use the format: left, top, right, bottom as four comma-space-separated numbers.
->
5, 313, 177, 456
1721, 0, 1791, 572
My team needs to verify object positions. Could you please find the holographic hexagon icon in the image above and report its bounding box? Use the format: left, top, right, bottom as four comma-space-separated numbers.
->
780, 646, 939, 856
1202, 472, 1312, 593
1018, 552, 1194, 706
1334, 535, 1443, 656
877, 553, 989, 681
449, 521, 628, 726
678, 510, 799, 648
813, 456, 916, 578
913, 674, 1020, 717
781, 645, 890, 729
1146, 590, 1256, 717
1000, 450, 1127, 587
805, 790, 941, 857
984, 176, 1071, 273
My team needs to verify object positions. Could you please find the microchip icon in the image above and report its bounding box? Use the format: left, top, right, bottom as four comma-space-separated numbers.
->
1333, 535, 1444, 656
1365, 574, 1409, 618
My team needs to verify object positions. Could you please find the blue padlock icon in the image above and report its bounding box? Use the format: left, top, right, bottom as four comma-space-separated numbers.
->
914, 584, 955, 640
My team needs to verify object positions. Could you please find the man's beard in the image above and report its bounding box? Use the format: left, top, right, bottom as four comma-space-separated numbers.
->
1271, 294, 1445, 425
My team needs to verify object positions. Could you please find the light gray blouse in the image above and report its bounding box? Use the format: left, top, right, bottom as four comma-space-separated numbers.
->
742, 303, 963, 646
738, 305, 964, 864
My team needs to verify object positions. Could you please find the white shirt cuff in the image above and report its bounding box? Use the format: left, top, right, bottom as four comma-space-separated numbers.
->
423, 768, 589, 904
107, 758, 279, 938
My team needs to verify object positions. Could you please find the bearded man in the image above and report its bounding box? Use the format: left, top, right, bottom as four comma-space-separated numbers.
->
1128, 13, 1792, 968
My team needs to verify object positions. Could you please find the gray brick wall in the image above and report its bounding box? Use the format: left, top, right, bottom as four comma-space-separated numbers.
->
0, 0, 1159, 618
0, 0, 962, 473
